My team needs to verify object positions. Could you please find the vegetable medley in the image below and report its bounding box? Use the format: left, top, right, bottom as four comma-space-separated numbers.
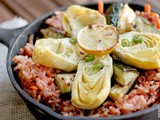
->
32, 1, 160, 109
13, 0, 160, 115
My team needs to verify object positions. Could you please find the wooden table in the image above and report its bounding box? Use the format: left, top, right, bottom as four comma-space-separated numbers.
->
0, 0, 160, 23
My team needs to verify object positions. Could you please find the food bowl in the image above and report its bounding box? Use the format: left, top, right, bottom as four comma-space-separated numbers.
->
1, 1, 160, 120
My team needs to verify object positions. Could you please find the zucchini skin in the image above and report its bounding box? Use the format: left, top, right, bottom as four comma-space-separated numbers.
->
113, 62, 139, 85
105, 3, 123, 26
40, 27, 65, 38
110, 62, 139, 100
109, 77, 136, 100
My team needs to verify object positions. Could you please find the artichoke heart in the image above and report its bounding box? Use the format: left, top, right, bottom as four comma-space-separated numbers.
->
62, 5, 106, 37
71, 56, 113, 109
114, 32, 160, 69
117, 4, 136, 34
32, 38, 80, 72
131, 16, 160, 34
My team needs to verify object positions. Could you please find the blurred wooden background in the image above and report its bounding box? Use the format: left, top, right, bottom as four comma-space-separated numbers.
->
0, 0, 160, 23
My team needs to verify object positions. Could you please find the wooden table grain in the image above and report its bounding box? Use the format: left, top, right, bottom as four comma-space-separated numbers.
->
0, 0, 160, 23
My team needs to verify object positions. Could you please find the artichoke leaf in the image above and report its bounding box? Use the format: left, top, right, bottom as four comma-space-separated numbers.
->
61, 12, 72, 37
83, 69, 104, 90
78, 83, 98, 104
62, 5, 106, 37
131, 16, 160, 34
81, 72, 104, 93
32, 38, 80, 72
71, 56, 113, 109
114, 32, 160, 69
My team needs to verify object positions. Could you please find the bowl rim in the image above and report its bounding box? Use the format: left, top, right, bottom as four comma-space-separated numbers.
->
7, 1, 160, 120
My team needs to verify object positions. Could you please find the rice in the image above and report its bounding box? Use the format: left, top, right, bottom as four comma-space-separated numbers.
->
45, 11, 63, 30
12, 40, 160, 116
12, 10, 160, 117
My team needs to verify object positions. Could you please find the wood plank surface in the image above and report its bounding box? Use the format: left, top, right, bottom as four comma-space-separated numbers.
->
52, 0, 76, 6
15, 0, 59, 18
0, 0, 160, 23
0, 3, 14, 22
1, 0, 33, 21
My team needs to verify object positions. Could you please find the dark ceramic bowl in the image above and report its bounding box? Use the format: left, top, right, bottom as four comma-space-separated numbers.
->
1, 1, 160, 120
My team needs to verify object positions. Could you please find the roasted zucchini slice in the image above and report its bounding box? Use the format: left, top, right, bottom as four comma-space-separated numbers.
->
40, 27, 65, 38
113, 62, 139, 85
105, 3, 123, 26
55, 74, 75, 93
109, 77, 136, 100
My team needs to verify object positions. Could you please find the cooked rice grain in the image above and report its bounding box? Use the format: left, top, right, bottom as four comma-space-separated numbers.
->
13, 52, 160, 117
12, 11, 160, 117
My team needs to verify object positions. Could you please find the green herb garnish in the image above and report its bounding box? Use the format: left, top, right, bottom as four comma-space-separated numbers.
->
84, 55, 95, 62
93, 63, 104, 70
70, 38, 77, 44
121, 38, 130, 47
132, 35, 143, 44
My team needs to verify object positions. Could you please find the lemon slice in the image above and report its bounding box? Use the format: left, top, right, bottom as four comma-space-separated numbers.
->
77, 24, 118, 56
114, 32, 160, 69
62, 5, 106, 37
32, 38, 80, 72
71, 56, 113, 109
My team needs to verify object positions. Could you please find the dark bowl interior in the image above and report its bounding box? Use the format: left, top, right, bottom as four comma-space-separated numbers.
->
7, 1, 160, 120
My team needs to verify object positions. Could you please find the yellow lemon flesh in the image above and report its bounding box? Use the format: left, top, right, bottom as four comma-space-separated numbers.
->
62, 5, 106, 37
32, 38, 81, 72
71, 56, 113, 109
77, 24, 118, 56
114, 32, 160, 69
